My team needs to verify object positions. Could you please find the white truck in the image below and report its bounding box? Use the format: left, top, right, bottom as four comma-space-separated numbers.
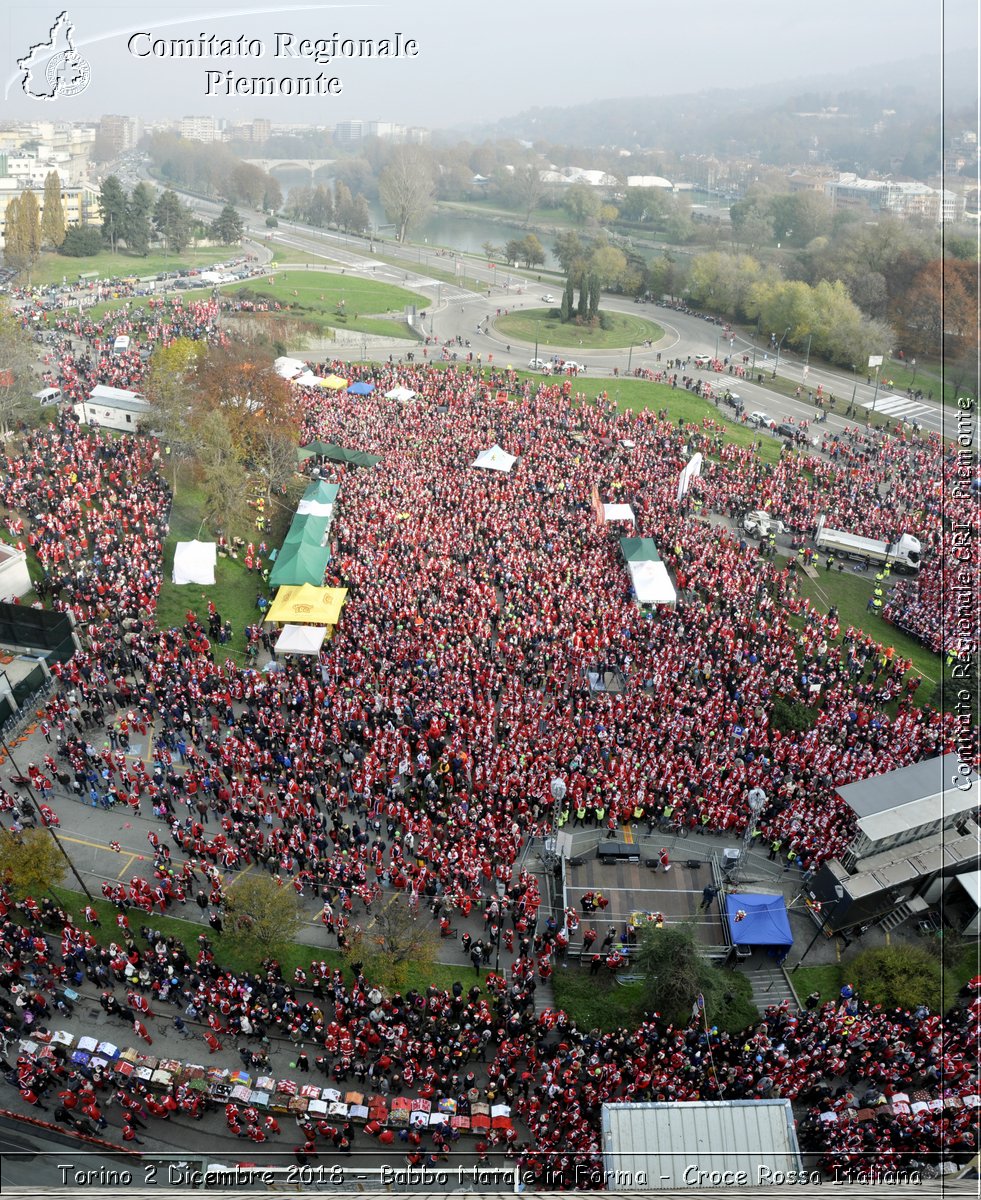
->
814, 515, 922, 574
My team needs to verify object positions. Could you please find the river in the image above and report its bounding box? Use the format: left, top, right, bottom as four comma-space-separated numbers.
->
272, 169, 724, 269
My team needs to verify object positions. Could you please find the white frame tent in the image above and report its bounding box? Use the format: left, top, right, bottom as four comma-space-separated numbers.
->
274, 624, 328, 656
172, 540, 217, 586
472, 444, 517, 473
603, 504, 636, 524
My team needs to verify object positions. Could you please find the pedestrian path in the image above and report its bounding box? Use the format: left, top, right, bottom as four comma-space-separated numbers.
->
745, 961, 800, 1012
860, 394, 932, 423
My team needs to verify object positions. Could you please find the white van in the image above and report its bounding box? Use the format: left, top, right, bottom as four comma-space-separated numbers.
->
34, 387, 62, 404
112, 335, 131, 353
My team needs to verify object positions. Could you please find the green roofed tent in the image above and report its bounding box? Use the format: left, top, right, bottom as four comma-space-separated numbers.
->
619, 537, 676, 606
297, 442, 381, 468
269, 540, 331, 588
619, 538, 662, 564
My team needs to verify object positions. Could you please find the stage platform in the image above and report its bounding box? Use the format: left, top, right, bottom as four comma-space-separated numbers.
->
564, 851, 728, 949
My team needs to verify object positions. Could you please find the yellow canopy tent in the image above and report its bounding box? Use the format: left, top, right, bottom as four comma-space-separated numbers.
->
321, 374, 349, 391
264, 583, 349, 626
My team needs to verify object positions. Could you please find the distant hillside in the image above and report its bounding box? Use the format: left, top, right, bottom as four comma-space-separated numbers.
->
462, 51, 973, 174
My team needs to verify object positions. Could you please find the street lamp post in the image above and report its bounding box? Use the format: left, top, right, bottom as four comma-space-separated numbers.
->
534, 322, 540, 367
0, 731, 94, 901
793, 885, 845, 970
542, 777, 566, 873
803, 333, 812, 378
772, 326, 791, 379
910, 358, 917, 386
627, 345, 633, 373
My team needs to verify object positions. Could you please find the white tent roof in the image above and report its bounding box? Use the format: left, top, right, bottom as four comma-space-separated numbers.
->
295, 499, 334, 518
627, 559, 677, 606
603, 504, 636, 524
172, 540, 217, 586
274, 624, 328, 656
89, 384, 145, 403
274, 356, 306, 379
295, 370, 326, 387
385, 386, 417, 401
472, 444, 517, 473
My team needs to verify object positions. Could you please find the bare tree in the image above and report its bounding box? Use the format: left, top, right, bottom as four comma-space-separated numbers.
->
379, 147, 435, 243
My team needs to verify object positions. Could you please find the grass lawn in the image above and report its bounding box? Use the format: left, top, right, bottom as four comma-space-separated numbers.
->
496, 308, 664, 351
221, 270, 427, 341
50, 885, 473, 995
26, 246, 238, 289
552, 967, 648, 1032
793, 938, 976, 1013
155, 477, 270, 666
795, 567, 944, 692
884, 357, 971, 407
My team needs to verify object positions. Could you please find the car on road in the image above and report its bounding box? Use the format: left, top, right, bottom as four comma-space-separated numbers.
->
722, 391, 743, 412
748, 411, 774, 429
528, 358, 551, 370
693, 354, 712, 367
776, 421, 798, 439
560, 361, 584, 373
541, 294, 556, 304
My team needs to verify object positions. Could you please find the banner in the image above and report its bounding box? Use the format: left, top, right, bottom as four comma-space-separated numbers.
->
677, 452, 703, 503
591, 483, 605, 526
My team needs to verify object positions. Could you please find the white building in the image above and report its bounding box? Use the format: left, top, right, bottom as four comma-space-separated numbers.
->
825, 174, 966, 224
75, 386, 152, 433
179, 116, 224, 143
0, 542, 33, 602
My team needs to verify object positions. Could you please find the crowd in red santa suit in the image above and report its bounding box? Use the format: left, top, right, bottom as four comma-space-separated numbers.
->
0, 332, 975, 1183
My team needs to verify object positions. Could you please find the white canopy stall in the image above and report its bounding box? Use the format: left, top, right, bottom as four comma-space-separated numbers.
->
472, 444, 517, 473
172, 540, 217, 586
274, 624, 328, 656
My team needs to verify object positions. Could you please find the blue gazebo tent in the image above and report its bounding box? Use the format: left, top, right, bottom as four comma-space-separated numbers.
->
725, 893, 793, 947
347, 381, 375, 395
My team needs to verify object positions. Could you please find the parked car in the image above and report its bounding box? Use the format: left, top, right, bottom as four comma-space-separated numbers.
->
528, 358, 551, 370
722, 391, 743, 411
776, 421, 798, 438
749, 411, 774, 429
693, 354, 712, 367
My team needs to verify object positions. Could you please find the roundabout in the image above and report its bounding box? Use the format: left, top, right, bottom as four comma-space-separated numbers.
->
494, 306, 664, 351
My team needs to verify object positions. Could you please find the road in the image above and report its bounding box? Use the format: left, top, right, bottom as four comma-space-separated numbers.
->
112, 155, 961, 443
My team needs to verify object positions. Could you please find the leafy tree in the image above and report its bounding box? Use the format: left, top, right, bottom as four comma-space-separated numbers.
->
850, 944, 943, 1010
153, 189, 192, 254
286, 184, 312, 222
307, 184, 333, 229
503, 238, 523, 266
588, 243, 626, 288
262, 177, 283, 213
220, 874, 301, 962
40, 171, 66, 249
519, 233, 545, 268
2, 197, 25, 271
378, 146, 434, 243
553, 230, 589, 275
333, 181, 355, 232
211, 203, 245, 245
58, 224, 103, 257
510, 163, 545, 224
144, 337, 205, 489
587, 271, 601, 320
351, 194, 372, 235
99, 175, 128, 253
0, 827, 65, 901
18, 190, 42, 272
125, 182, 154, 257
343, 894, 439, 992
0, 302, 42, 433
196, 411, 253, 539
564, 183, 601, 225
635, 923, 705, 1024
560, 274, 573, 321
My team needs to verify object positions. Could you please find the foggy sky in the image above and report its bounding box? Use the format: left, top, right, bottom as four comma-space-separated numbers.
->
1, 0, 975, 129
